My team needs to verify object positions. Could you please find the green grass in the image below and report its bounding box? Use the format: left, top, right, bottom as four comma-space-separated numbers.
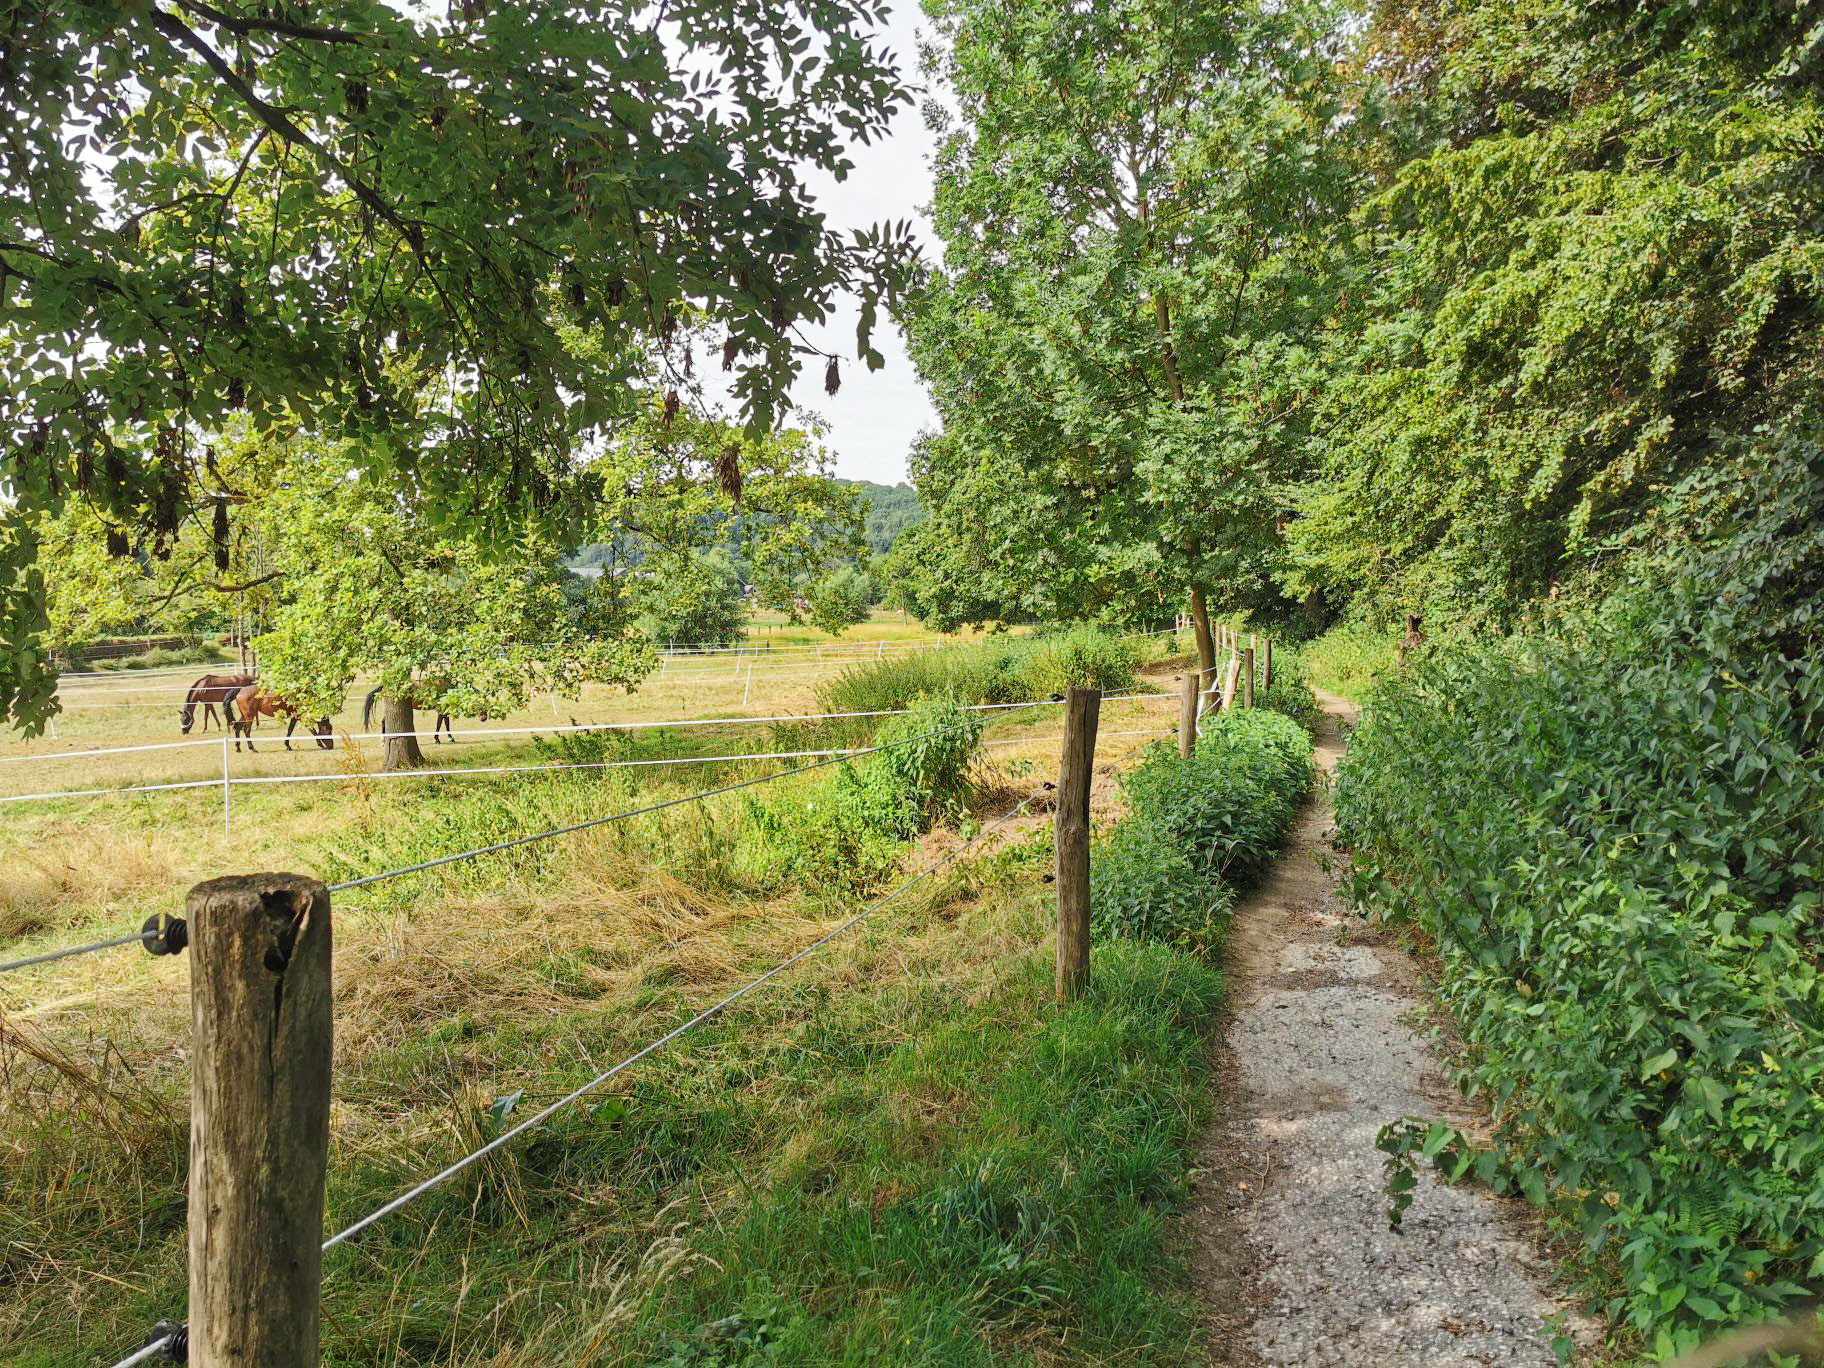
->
1296, 622, 1399, 703
1, 826, 1222, 1366
819, 625, 1140, 715
0, 690, 1220, 1366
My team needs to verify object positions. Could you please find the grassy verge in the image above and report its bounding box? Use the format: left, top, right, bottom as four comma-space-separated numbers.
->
1, 695, 1215, 1365
1294, 622, 1398, 704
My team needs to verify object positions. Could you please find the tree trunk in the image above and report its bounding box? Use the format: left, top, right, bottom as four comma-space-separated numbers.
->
1189, 590, 1216, 675
382, 696, 426, 771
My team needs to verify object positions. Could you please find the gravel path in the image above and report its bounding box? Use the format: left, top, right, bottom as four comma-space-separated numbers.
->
1187, 693, 1570, 1367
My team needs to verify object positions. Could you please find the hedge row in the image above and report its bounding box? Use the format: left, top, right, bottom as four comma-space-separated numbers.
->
1334, 625, 1823, 1356
1091, 709, 1314, 958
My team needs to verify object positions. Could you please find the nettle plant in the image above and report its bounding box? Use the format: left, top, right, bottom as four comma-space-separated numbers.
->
1337, 481, 1824, 1357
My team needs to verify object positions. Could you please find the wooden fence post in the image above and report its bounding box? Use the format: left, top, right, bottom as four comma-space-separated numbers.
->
1178, 672, 1199, 759
1055, 686, 1100, 1002
1219, 654, 1242, 712
1242, 646, 1256, 708
187, 873, 332, 1368
1263, 636, 1273, 691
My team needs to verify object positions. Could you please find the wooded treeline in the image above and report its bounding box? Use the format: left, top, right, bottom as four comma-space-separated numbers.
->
893, 0, 1824, 647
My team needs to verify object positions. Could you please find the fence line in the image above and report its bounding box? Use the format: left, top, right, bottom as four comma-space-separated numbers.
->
318, 782, 1047, 1255
321, 714, 992, 894
0, 720, 1175, 810
0, 734, 934, 980
1, 696, 1140, 771
118, 780, 1050, 1367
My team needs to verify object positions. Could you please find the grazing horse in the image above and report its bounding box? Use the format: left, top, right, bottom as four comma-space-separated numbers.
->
362, 686, 457, 743
227, 685, 333, 752
180, 673, 254, 734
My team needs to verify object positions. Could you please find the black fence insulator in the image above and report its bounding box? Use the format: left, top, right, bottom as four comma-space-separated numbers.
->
141, 913, 188, 957
146, 1321, 188, 1362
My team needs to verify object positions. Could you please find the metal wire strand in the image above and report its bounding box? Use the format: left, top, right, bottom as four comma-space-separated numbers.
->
324, 714, 983, 894
109, 1332, 175, 1368
0, 930, 154, 976
319, 783, 1048, 1254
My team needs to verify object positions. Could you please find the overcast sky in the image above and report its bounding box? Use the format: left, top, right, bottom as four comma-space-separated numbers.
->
780, 2, 940, 487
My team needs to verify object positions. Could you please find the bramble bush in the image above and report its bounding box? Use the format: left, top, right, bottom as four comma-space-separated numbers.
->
1124, 710, 1314, 886
1091, 708, 1313, 958
1335, 448, 1824, 1356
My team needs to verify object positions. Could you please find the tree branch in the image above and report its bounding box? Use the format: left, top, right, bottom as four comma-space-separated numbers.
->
146, 5, 473, 349
172, 0, 363, 46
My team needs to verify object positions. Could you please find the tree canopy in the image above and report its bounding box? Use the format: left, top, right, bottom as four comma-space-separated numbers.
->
1, 0, 915, 731
904, 0, 1352, 663
899, 0, 1824, 641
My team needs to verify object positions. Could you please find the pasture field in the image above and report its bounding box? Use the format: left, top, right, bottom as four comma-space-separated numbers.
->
0, 612, 1019, 790
0, 644, 1201, 1364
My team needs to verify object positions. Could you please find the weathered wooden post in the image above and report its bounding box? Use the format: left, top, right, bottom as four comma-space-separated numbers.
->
1219, 654, 1243, 712
1178, 672, 1199, 759
1242, 646, 1256, 708
187, 873, 332, 1368
1263, 636, 1274, 691
1055, 686, 1100, 1002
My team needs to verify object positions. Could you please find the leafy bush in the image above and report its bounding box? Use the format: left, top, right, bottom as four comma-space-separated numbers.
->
1015, 625, 1140, 697
819, 626, 1137, 714
1334, 509, 1824, 1354
1123, 710, 1314, 888
1257, 651, 1320, 735
749, 697, 984, 890
1090, 822, 1233, 959
1091, 706, 1312, 959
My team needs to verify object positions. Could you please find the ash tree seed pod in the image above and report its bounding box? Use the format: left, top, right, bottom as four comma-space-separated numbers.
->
662, 389, 679, 426
106, 528, 130, 558
715, 444, 742, 500
345, 80, 367, 114
825, 357, 839, 396
722, 334, 739, 370
213, 499, 230, 571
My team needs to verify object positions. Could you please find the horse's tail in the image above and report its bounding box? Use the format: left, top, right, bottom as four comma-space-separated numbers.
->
363, 686, 381, 730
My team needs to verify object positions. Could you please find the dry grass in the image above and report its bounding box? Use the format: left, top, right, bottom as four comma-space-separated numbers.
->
0, 658, 1195, 1365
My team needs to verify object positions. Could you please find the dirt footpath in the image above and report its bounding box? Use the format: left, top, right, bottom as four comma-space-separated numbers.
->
1188, 693, 1569, 1367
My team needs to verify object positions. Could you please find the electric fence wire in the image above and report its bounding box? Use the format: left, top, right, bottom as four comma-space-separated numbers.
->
2, 709, 1058, 976
113, 783, 1051, 1368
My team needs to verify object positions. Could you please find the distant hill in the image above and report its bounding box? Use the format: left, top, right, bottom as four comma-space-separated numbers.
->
836, 479, 924, 557
566, 479, 924, 577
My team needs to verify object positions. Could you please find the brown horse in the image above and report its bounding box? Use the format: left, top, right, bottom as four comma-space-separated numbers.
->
227, 685, 333, 752
180, 673, 254, 734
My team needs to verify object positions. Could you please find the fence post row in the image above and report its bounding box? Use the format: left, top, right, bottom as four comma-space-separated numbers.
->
187, 873, 332, 1368
1055, 685, 1100, 1003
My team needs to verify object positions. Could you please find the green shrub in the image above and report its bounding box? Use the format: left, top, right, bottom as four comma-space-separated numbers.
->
1090, 706, 1313, 960
1257, 652, 1321, 735
1334, 574, 1824, 1352
1090, 823, 1233, 958
749, 697, 985, 890
1015, 625, 1139, 697
1123, 710, 1314, 888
